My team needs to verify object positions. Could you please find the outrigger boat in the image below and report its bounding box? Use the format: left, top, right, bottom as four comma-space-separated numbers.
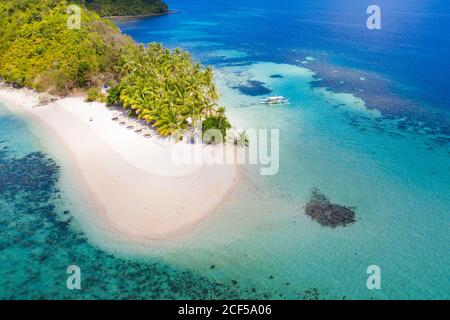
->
260, 96, 289, 105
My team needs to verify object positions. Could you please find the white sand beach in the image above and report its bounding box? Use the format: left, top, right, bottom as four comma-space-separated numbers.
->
0, 85, 238, 240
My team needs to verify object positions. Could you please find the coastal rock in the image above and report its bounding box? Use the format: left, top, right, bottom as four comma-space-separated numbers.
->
304, 189, 356, 228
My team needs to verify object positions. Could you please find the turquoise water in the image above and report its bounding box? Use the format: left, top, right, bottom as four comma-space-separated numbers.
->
1, 0, 449, 299
161, 62, 450, 299
114, 1, 450, 299
0, 102, 272, 299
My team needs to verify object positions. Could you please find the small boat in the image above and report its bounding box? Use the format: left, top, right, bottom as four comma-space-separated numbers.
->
260, 96, 289, 105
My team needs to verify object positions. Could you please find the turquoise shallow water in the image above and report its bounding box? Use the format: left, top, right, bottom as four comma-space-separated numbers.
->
0, 102, 273, 299
162, 62, 450, 299
1, 1, 450, 299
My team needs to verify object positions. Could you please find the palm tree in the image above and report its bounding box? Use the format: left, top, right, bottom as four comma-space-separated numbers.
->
153, 107, 187, 137
116, 43, 231, 139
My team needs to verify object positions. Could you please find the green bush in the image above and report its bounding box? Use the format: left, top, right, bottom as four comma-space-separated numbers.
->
107, 85, 121, 105
202, 108, 231, 144
86, 88, 100, 102
98, 93, 108, 103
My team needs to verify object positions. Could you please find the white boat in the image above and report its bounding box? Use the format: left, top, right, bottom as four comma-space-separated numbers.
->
260, 96, 289, 105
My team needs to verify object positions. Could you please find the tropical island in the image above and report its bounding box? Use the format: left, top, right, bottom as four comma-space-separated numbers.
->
0, 0, 237, 239
0, 0, 232, 139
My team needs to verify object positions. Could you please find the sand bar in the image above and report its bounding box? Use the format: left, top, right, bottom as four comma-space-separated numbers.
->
0, 86, 237, 240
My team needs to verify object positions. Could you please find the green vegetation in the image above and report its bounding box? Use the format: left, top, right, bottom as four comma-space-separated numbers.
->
117, 44, 230, 138
75, 0, 168, 17
202, 107, 232, 143
106, 84, 121, 105
86, 87, 106, 102
0, 0, 135, 95
0, 0, 232, 140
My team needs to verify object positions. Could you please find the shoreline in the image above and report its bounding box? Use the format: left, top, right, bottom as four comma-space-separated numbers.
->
104, 10, 178, 20
0, 85, 238, 241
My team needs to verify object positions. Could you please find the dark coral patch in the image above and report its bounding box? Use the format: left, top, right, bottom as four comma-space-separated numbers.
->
305, 189, 356, 228
270, 74, 283, 79
234, 80, 272, 96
